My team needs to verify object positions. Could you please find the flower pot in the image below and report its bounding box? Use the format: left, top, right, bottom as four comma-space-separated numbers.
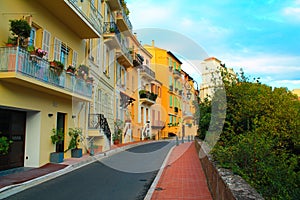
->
71, 148, 82, 158
113, 139, 120, 145
50, 152, 64, 163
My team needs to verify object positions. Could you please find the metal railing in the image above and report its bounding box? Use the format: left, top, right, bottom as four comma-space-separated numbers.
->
0, 47, 92, 98
68, 0, 103, 34
103, 22, 121, 43
140, 65, 155, 79
116, 8, 133, 31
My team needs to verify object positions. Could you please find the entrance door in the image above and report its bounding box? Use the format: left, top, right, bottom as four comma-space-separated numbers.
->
56, 113, 65, 153
0, 109, 26, 171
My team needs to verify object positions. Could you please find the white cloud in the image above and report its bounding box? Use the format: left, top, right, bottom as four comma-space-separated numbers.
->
222, 54, 300, 90
283, 7, 300, 21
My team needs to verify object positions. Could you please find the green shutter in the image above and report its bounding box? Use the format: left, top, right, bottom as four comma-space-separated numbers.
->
169, 76, 173, 86
169, 95, 173, 107
173, 61, 176, 70
169, 115, 172, 124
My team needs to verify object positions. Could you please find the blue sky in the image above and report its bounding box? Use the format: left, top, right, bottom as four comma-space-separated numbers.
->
127, 0, 300, 90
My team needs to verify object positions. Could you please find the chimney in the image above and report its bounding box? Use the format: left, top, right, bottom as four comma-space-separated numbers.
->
152, 40, 155, 47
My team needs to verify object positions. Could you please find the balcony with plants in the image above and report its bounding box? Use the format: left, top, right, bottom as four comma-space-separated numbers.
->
116, 1, 132, 35
139, 90, 158, 105
39, 0, 103, 38
0, 46, 92, 101
132, 52, 144, 67
103, 22, 122, 49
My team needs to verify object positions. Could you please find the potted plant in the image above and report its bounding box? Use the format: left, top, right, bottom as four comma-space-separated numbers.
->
65, 128, 83, 158
139, 90, 148, 98
76, 64, 89, 80
113, 120, 123, 144
49, 60, 64, 76
0, 132, 12, 155
9, 19, 31, 47
66, 65, 76, 75
35, 48, 47, 58
5, 37, 17, 47
50, 128, 64, 163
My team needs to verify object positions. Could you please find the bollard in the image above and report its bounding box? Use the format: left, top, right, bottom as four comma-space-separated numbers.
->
90, 140, 94, 156
181, 136, 184, 143
188, 135, 190, 142
176, 136, 179, 146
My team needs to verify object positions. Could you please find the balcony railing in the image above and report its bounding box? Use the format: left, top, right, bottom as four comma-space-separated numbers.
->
139, 90, 157, 105
68, 0, 103, 34
103, 22, 121, 44
88, 113, 111, 140
139, 65, 155, 80
0, 47, 92, 99
132, 52, 144, 67
116, 8, 133, 32
173, 69, 181, 79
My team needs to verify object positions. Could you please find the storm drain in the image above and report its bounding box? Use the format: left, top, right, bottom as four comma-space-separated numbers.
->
155, 187, 164, 191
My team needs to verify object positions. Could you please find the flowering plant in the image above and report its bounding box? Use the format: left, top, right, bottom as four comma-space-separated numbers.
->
35, 48, 47, 57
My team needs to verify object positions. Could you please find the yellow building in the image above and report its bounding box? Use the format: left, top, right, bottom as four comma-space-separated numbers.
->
144, 41, 185, 138
0, 0, 103, 170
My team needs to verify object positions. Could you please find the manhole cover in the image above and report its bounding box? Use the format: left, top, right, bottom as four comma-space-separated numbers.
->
155, 187, 164, 191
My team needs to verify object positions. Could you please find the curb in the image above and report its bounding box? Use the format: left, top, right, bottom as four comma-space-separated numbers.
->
143, 142, 176, 200
0, 140, 161, 199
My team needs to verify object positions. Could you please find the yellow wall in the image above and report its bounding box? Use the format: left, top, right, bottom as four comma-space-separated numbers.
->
0, 80, 88, 167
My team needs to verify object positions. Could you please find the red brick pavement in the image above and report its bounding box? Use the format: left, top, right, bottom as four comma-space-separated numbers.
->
151, 142, 212, 200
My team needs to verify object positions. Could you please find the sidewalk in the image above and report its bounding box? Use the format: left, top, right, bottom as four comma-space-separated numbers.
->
149, 142, 212, 200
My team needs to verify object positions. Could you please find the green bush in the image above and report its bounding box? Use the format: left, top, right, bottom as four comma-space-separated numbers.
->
198, 68, 300, 199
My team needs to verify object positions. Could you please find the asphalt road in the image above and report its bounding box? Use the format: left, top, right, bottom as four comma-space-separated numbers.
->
4, 141, 174, 200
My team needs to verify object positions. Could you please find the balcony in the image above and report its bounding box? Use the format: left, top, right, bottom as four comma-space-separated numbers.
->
103, 22, 121, 49
139, 90, 157, 105
39, 0, 102, 38
151, 120, 165, 129
116, 9, 132, 36
139, 65, 155, 81
173, 69, 181, 79
0, 47, 92, 101
106, 0, 122, 11
132, 52, 144, 67
116, 44, 133, 68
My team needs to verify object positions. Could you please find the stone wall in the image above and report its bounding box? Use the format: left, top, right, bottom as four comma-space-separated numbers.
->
195, 140, 264, 200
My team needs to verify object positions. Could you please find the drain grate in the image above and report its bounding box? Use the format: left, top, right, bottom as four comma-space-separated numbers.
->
155, 187, 164, 191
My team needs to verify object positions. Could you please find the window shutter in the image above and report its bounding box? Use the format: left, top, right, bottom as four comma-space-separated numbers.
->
72, 50, 78, 67
42, 30, 51, 59
53, 37, 61, 61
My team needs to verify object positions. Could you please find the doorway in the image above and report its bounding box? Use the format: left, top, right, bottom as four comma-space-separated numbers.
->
56, 112, 65, 153
0, 109, 26, 171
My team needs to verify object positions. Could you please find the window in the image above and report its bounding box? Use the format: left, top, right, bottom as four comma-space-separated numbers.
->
169, 76, 173, 86
42, 30, 51, 59
169, 115, 172, 124
60, 43, 69, 67
89, 39, 94, 61
53, 37, 61, 61
168, 57, 172, 66
29, 27, 36, 46
173, 61, 176, 70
